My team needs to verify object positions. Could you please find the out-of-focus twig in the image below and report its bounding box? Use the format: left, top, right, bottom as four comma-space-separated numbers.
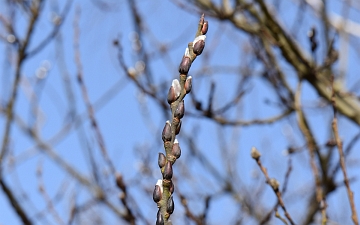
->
0, 178, 32, 225
251, 147, 295, 225
331, 76, 359, 225
294, 82, 328, 224
0, 0, 44, 164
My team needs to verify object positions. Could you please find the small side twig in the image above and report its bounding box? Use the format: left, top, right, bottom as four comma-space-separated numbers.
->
251, 147, 295, 225
0, 178, 32, 225
73, 7, 117, 176
331, 76, 359, 225
295, 81, 326, 223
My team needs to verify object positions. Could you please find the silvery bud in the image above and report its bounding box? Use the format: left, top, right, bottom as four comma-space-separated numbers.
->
156, 209, 164, 225
185, 76, 192, 93
153, 185, 162, 203
174, 100, 185, 119
251, 147, 261, 160
193, 35, 206, 56
172, 79, 181, 99
179, 48, 192, 74
167, 196, 174, 214
269, 178, 280, 191
162, 121, 172, 142
175, 120, 182, 135
172, 139, 181, 159
202, 20, 208, 35
158, 153, 166, 168
156, 179, 164, 193
163, 161, 173, 180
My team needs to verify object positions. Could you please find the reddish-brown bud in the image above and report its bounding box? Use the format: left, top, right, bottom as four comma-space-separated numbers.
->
167, 196, 174, 214
185, 76, 192, 93
193, 40, 205, 55
153, 185, 162, 203
174, 100, 185, 119
192, 35, 206, 56
175, 120, 182, 135
163, 161, 173, 180
158, 153, 166, 168
179, 56, 192, 75
172, 139, 181, 159
202, 20, 208, 35
167, 86, 175, 104
156, 209, 164, 225
162, 121, 172, 142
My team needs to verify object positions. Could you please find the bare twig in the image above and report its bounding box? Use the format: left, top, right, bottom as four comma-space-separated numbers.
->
331, 76, 359, 225
0, 0, 44, 164
0, 178, 32, 225
251, 147, 295, 225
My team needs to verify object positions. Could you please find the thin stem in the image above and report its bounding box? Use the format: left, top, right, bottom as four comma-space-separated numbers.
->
331, 76, 359, 225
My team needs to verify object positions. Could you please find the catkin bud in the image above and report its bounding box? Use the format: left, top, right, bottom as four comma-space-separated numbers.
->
269, 178, 280, 191
193, 40, 205, 55
251, 147, 261, 160
167, 86, 175, 104
185, 76, 192, 93
162, 121, 172, 142
202, 20, 208, 35
163, 161, 173, 180
156, 209, 164, 225
172, 139, 181, 159
153, 185, 162, 203
172, 79, 181, 99
174, 100, 185, 119
175, 120, 182, 135
179, 57, 191, 74
167, 196, 174, 214
193, 35, 206, 56
158, 153, 166, 168
179, 48, 192, 74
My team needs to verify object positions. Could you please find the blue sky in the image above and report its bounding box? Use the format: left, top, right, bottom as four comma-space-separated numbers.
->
1, 0, 360, 224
